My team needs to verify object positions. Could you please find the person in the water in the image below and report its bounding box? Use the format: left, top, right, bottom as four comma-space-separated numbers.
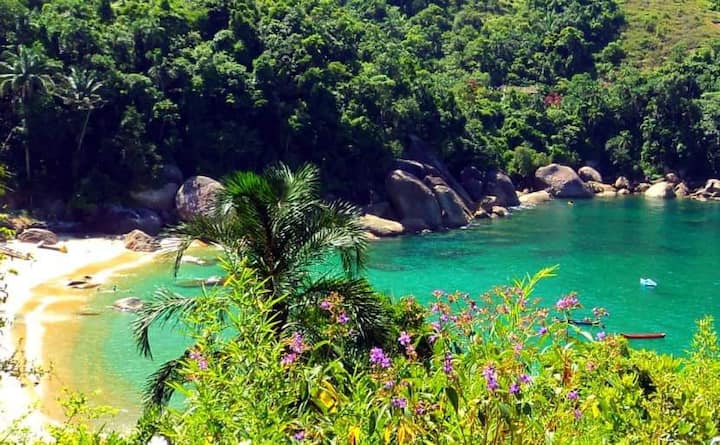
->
568, 200, 575, 206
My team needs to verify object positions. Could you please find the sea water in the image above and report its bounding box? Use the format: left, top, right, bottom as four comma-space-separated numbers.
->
65, 197, 720, 421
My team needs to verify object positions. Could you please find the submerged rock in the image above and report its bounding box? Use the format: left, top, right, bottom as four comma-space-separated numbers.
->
67, 276, 100, 289
112, 297, 144, 312
519, 190, 552, 205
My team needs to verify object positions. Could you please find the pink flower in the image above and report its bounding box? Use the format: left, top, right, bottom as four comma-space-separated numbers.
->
398, 331, 411, 347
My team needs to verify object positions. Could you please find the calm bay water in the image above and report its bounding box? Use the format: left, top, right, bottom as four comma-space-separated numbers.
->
67, 197, 720, 419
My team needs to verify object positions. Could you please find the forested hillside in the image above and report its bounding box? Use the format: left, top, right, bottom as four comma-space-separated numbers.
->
1, 0, 720, 208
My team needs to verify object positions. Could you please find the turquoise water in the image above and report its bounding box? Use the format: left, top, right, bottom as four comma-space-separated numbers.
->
68, 197, 720, 419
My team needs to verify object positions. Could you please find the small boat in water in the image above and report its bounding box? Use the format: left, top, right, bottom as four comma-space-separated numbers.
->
621, 332, 666, 340
640, 278, 657, 287
569, 318, 604, 327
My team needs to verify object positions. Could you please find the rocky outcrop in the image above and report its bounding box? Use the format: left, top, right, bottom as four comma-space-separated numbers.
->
519, 190, 552, 205
586, 181, 615, 194
431, 183, 473, 228
596, 190, 618, 198
485, 170, 520, 207
690, 178, 720, 200
176, 176, 224, 221
460, 166, 484, 201
635, 183, 651, 193
401, 218, 431, 233
578, 166, 602, 183
131, 183, 179, 212
614, 176, 630, 190
18, 228, 58, 245
644, 181, 675, 199
95, 206, 163, 236
491, 206, 509, 217
362, 201, 395, 220
618, 188, 631, 196
665, 172, 680, 184
535, 164, 593, 198
124, 229, 160, 252
674, 182, 690, 198
359, 214, 405, 237
386, 170, 442, 230
112, 297, 144, 312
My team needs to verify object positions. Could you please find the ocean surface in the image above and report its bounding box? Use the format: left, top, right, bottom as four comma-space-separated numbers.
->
63, 197, 720, 420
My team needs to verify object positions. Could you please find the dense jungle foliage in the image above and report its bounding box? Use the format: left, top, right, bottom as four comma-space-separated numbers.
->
1, 0, 720, 207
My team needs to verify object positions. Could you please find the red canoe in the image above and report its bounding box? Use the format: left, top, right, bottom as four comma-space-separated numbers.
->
621, 333, 666, 340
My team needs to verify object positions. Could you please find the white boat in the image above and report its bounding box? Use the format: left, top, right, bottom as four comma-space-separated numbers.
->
640, 278, 657, 287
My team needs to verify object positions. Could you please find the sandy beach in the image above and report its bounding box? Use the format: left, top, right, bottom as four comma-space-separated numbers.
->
0, 236, 158, 438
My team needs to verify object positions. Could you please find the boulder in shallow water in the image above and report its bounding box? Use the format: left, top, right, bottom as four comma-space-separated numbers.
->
491, 206, 509, 217
618, 188, 631, 196
385, 170, 442, 230
614, 176, 630, 190
430, 183, 473, 228
460, 166, 484, 201
674, 182, 690, 198
112, 297, 144, 312
635, 183, 651, 193
578, 166, 602, 183
535, 164, 593, 198
400, 217, 432, 233
18, 228, 58, 245
485, 170, 520, 207
176, 176, 224, 221
359, 214, 404, 237
124, 229, 160, 252
519, 190, 552, 205
644, 181, 676, 199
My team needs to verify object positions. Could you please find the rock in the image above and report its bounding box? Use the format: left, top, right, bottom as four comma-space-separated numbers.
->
431, 184, 473, 228
674, 182, 690, 198
112, 297, 144, 312
635, 183, 651, 193
181, 255, 209, 266
644, 181, 676, 199
400, 218, 431, 233
614, 176, 630, 190
124, 229, 160, 252
704, 179, 720, 194
473, 208, 490, 219
393, 159, 426, 179
160, 164, 183, 184
535, 164, 593, 198
460, 166, 484, 201
18, 228, 58, 245
385, 170, 442, 230
578, 166, 603, 183
131, 183, 180, 212
618, 188, 631, 196
596, 190, 618, 198
362, 201, 394, 220
485, 170, 520, 207
364, 231, 380, 241
491, 206, 509, 217
359, 214, 405, 237
665, 172, 680, 184
95, 206, 163, 236
519, 190, 552, 205
586, 181, 615, 194
176, 176, 224, 221
67, 276, 100, 289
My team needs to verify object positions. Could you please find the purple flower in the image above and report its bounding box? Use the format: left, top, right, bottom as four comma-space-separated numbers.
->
556, 294, 579, 311
537, 326, 548, 336
337, 313, 350, 324
483, 365, 499, 392
431, 321, 442, 332
567, 390, 579, 401
370, 347, 391, 369
428, 334, 438, 344
596, 331, 606, 341
319, 300, 331, 311
291, 332, 307, 354
574, 408, 582, 420
443, 353, 454, 375
281, 352, 298, 366
519, 374, 532, 385
431, 303, 442, 313
198, 358, 208, 370
432, 289, 445, 298
189, 350, 208, 370
509, 382, 520, 395
440, 313, 449, 323
414, 403, 426, 415
398, 331, 411, 347
384, 380, 394, 389
513, 342, 523, 355
294, 430, 306, 441
391, 397, 407, 409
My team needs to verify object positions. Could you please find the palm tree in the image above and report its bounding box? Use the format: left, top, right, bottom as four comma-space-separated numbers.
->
133, 163, 393, 406
58, 67, 104, 180
0, 45, 55, 181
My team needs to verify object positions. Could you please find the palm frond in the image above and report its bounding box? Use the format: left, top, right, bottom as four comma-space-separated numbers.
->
143, 356, 184, 408
131, 289, 201, 359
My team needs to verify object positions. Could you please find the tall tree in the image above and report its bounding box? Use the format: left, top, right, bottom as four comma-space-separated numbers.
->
0, 45, 55, 181
133, 163, 393, 406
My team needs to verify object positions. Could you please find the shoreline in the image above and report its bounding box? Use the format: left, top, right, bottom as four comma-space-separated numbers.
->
0, 236, 159, 437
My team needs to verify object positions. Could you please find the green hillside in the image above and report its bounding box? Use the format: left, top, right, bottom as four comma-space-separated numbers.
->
619, 0, 720, 67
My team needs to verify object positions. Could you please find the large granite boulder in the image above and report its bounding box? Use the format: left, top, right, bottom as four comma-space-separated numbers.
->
176, 176, 224, 221
485, 170, 520, 207
385, 170, 442, 230
644, 181, 675, 199
460, 166, 484, 201
131, 183, 179, 212
95, 206, 163, 235
614, 176, 630, 190
578, 166, 603, 183
635, 183, 651, 193
519, 190, 552, 205
665, 172, 681, 184
431, 183, 473, 228
359, 214, 404, 237
674, 182, 690, 198
535, 164, 593, 198
124, 229, 160, 252
18, 228, 59, 245
400, 218, 431, 233
393, 159, 427, 179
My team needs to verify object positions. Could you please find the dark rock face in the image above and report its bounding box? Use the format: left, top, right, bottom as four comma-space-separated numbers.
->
18, 228, 59, 245
176, 176, 224, 221
485, 170, 521, 207
385, 170, 442, 230
94, 206, 163, 235
535, 164, 593, 198
131, 183, 179, 212
431, 184, 473, 228
460, 166, 484, 202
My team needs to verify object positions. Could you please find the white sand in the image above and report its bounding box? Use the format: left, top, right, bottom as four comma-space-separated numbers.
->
0, 236, 158, 438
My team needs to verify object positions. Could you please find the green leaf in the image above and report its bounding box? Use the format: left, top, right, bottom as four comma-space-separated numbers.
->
445, 386, 459, 413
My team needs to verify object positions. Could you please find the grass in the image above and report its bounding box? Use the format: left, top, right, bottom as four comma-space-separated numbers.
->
617, 0, 720, 68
